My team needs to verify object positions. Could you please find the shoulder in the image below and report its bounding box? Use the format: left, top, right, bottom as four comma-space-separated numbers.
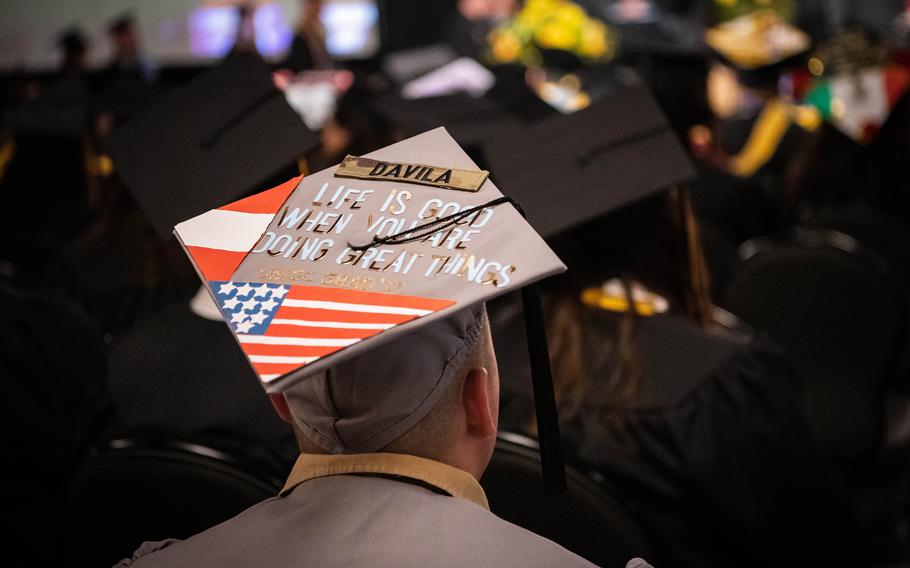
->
400, 490, 598, 567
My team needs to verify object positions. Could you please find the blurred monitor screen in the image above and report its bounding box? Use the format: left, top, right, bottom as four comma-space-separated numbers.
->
189, 3, 293, 58
320, 0, 379, 59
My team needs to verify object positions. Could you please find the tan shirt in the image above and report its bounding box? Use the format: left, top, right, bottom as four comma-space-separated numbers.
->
118, 452, 599, 567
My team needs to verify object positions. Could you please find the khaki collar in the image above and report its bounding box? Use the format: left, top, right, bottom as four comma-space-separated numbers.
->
281, 452, 489, 510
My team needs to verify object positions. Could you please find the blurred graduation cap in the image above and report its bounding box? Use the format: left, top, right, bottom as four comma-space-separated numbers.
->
706, 9, 811, 86
483, 83, 694, 239
105, 52, 319, 239
803, 29, 909, 144
370, 92, 525, 156
174, 127, 568, 493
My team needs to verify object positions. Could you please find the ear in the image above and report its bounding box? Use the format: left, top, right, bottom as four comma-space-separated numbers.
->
462, 366, 496, 439
268, 393, 294, 424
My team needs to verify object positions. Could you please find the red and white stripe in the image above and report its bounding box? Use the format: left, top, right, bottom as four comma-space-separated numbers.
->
174, 175, 302, 281
241, 286, 454, 382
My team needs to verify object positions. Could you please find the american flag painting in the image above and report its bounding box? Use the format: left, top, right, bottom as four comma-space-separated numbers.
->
175, 175, 455, 384
211, 281, 454, 382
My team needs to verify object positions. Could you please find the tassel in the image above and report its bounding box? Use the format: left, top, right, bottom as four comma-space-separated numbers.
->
521, 283, 567, 495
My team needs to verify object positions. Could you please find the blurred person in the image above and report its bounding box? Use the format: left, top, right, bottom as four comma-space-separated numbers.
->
230, 3, 259, 56
491, 190, 857, 567
446, 0, 519, 60
307, 84, 395, 170
784, 28, 910, 226
283, 0, 332, 71
103, 14, 155, 83
116, 306, 604, 568
110, 124, 656, 567
58, 27, 89, 75
688, 9, 820, 242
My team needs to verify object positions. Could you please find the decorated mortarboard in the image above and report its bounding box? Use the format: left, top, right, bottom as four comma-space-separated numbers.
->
175, 127, 568, 490
803, 30, 910, 144
706, 9, 810, 85
105, 52, 319, 239
483, 83, 694, 238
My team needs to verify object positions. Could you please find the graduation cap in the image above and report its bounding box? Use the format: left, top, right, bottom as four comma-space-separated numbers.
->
483, 83, 694, 239
705, 9, 811, 86
175, 127, 568, 493
370, 92, 525, 152
803, 30, 909, 144
105, 52, 319, 239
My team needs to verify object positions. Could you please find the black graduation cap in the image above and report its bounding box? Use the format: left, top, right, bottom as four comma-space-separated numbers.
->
370, 92, 525, 152
483, 83, 694, 239
105, 52, 319, 239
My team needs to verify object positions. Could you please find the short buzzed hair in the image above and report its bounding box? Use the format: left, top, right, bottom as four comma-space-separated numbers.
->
381, 311, 493, 461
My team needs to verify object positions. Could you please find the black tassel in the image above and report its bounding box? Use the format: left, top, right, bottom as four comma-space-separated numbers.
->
521, 283, 567, 495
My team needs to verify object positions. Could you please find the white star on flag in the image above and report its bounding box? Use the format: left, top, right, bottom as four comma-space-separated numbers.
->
235, 283, 254, 297
249, 312, 268, 325
242, 298, 259, 311
223, 297, 240, 310
260, 298, 279, 312
270, 287, 288, 298
230, 312, 248, 324
236, 320, 255, 333
219, 281, 236, 295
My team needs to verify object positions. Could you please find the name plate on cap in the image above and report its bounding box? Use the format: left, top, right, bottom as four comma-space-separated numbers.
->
334, 155, 489, 192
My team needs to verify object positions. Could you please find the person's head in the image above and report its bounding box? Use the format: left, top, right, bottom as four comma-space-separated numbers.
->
537, 189, 714, 419
269, 305, 500, 479
108, 16, 138, 60
58, 29, 88, 72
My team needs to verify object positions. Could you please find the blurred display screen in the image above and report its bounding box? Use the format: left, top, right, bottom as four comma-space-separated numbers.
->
321, 0, 380, 59
0, 0, 380, 70
189, 3, 292, 58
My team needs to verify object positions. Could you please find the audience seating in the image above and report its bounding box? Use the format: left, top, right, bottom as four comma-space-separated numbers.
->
482, 432, 657, 567
723, 229, 907, 462
63, 438, 282, 566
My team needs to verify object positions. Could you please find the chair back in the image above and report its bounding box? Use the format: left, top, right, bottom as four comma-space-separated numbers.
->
723, 230, 907, 460
63, 438, 281, 566
482, 433, 657, 567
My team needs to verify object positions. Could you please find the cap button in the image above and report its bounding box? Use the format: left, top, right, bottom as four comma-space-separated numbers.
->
347, 230, 375, 249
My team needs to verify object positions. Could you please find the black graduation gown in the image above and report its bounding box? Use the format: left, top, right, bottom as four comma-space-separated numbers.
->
491, 300, 858, 568
106, 302, 297, 477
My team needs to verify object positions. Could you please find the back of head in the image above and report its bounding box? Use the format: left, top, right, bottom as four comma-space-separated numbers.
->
282, 304, 493, 462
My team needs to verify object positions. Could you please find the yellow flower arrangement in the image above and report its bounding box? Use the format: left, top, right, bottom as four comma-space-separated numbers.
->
488, 0, 614, 66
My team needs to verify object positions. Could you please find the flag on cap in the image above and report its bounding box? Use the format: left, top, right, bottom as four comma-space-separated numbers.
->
804, 66, 910, 144
802, 31, 909, 144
